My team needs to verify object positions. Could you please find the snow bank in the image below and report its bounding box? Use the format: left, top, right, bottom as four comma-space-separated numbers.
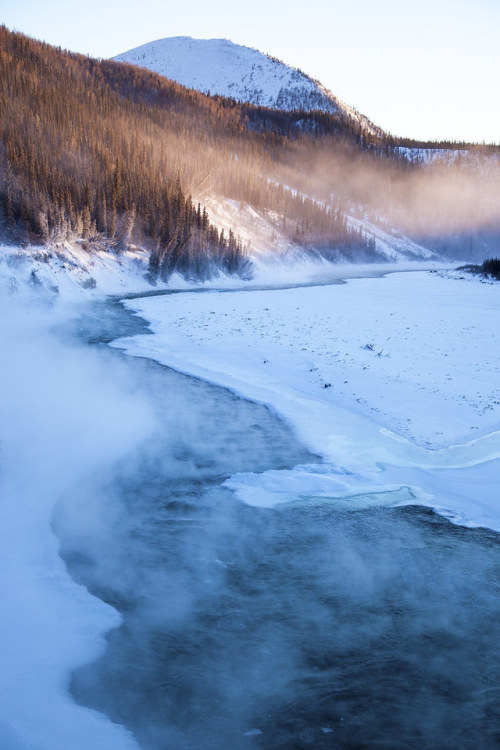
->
116, 270, 500, 530
0, 293, 155, 749
0, 242, 155, 300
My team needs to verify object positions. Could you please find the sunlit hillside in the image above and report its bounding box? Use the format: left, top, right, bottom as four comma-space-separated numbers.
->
1, 25, 499, 280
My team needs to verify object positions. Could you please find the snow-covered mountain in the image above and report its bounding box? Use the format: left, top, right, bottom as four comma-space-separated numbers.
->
113, 37, 380, 136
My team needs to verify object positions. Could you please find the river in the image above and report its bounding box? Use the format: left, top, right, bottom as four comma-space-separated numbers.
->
53, 291, 500, 750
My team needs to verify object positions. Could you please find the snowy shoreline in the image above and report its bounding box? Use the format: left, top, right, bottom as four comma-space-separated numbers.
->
0, 296, 149, 750
115, 269, 500, 531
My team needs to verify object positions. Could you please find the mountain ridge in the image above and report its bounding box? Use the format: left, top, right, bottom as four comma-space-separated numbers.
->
112, 36, 382, 137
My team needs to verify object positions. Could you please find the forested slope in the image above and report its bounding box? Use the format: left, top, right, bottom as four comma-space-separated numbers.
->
1, 26, 499, 279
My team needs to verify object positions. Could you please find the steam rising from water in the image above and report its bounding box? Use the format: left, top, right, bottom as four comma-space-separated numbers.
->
53, 301, 500, 750
0, 292, 156, 750
2, 289, 500, 749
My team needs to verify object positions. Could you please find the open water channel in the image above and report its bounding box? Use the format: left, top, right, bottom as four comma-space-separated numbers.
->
53, 291, 500, 750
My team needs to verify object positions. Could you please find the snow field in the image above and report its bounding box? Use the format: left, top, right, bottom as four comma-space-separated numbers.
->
122, 271, 500, 451
117, 270, 500, 529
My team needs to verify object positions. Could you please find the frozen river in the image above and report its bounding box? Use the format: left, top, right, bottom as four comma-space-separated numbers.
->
53, 289, 500, 750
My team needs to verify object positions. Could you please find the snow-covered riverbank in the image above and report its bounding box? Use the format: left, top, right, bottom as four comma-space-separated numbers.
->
0, 296, 152, 750
117, 270, 500, 529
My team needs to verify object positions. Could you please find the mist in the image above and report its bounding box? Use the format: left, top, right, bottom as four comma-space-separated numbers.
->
0, 287, 154, 750
301, 144, 500, 240
47, 296, 500, 750
196, 135, 500, 263
1, 279, 500, 749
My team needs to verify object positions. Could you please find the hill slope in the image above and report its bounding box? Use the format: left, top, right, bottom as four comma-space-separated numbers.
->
113, 36, 381, 136
3, 27, 404, 278
1, 25, 498, 293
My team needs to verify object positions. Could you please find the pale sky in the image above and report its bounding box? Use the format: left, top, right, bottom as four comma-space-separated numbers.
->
2, 0, 499, 143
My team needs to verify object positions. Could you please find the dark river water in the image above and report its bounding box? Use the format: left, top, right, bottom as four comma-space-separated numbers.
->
53, 294, 500, 750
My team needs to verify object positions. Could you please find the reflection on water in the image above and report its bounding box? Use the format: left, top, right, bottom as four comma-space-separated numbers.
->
55, 300, 500, 750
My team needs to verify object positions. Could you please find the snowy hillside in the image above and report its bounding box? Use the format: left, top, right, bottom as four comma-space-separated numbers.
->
113, 37, 380, 135
202, 195, 441, 264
